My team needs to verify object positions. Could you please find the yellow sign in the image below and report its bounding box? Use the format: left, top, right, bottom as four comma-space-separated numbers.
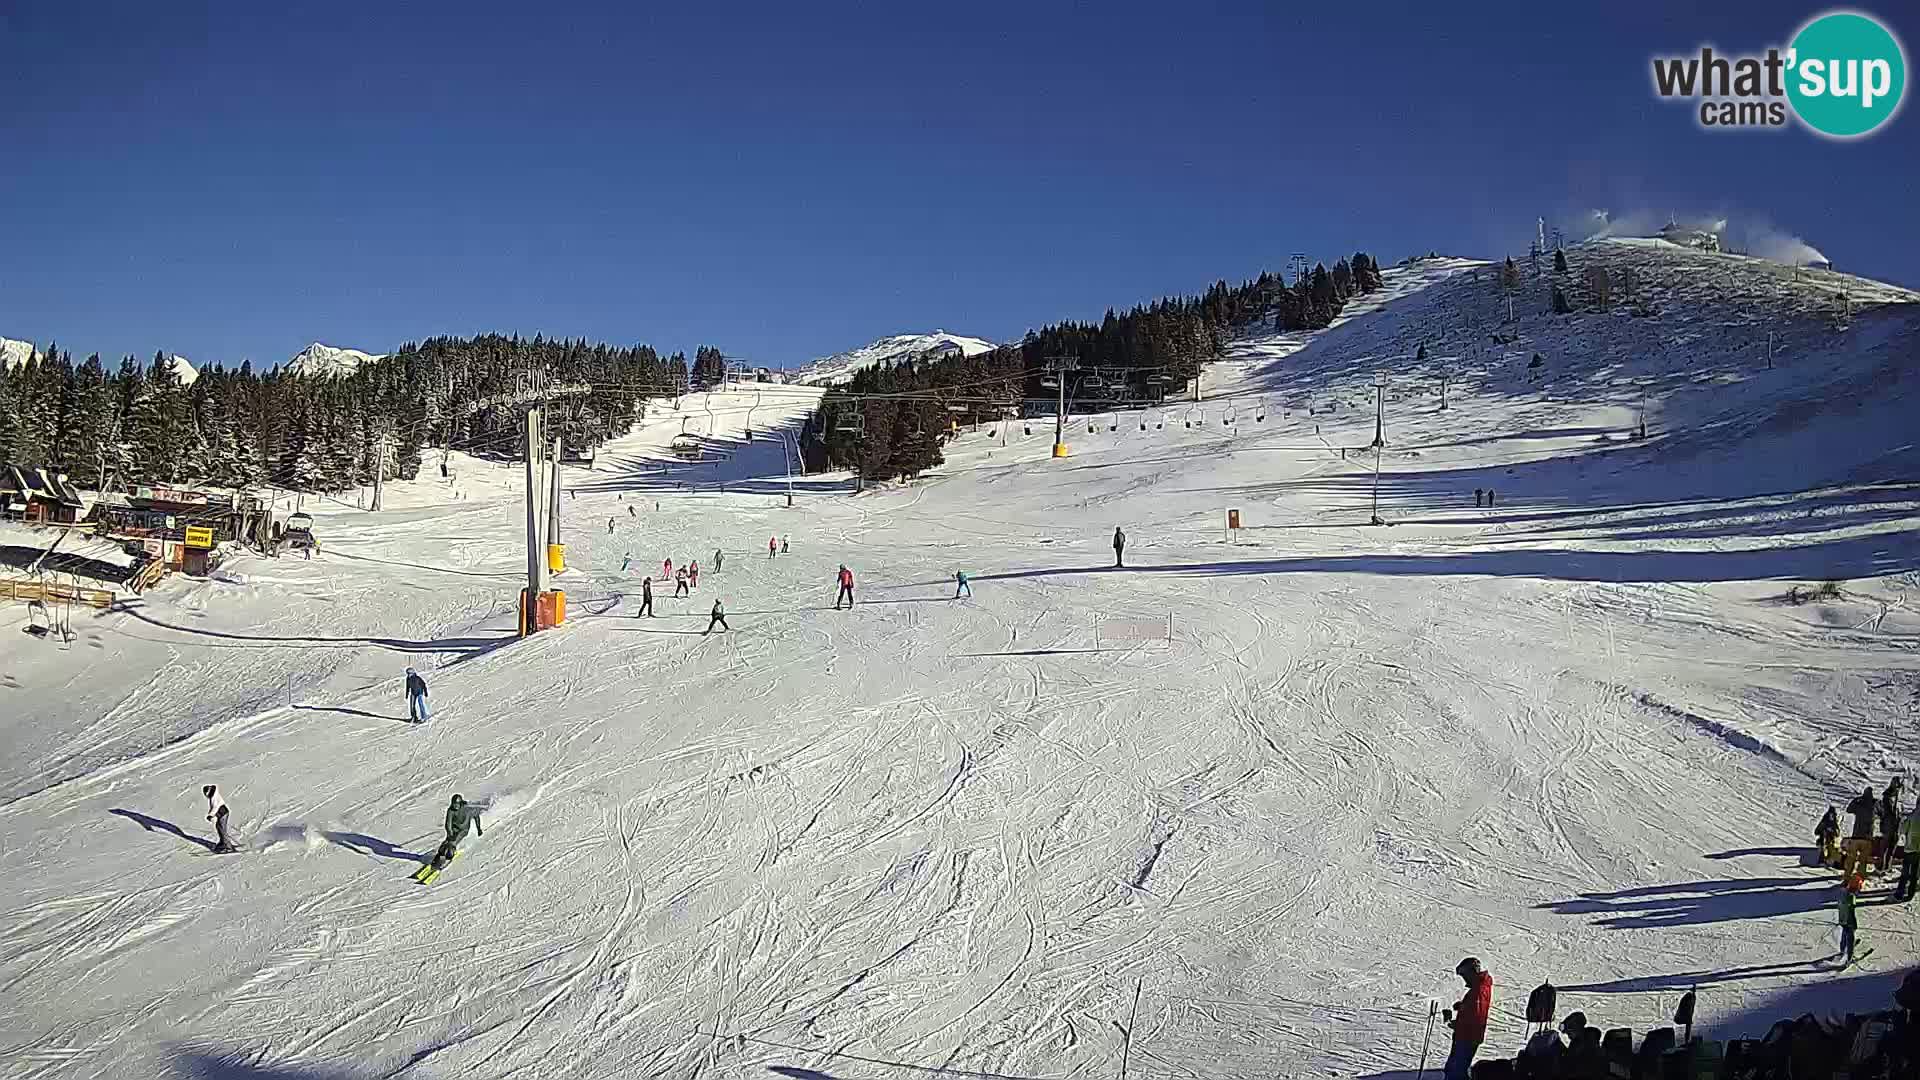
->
184, 526, 215, 549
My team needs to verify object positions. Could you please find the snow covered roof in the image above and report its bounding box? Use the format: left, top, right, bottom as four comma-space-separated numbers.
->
1, 463, 85, 506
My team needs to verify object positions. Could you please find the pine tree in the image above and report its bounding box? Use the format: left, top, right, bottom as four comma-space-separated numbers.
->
1554, 248, 1569, 274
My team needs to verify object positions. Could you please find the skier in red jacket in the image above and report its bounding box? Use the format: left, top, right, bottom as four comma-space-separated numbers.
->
1443, 957, 1493, 1080
834, 565, 855, 609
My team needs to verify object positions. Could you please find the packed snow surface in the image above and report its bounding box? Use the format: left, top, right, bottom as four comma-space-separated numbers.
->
2, 243, 1917, 1079
791, 330, 996, 385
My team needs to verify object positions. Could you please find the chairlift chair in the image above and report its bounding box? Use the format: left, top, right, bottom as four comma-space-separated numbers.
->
24, 599, 51, 638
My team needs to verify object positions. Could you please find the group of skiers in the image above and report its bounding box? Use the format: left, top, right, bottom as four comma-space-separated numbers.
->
1813, 777, 1920, 962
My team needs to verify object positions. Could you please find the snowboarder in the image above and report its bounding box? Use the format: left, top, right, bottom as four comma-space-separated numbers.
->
713, 549, 723, 572
1442, 957, 1492, 1080
674, 567, 690, 598
637, 576, 654, 617
954, 570, 971, 599
1112, 526, 1126, 568
203, 784, 237, 853
417, 794, 483, 881
404, 667, 430, 724
703, 599, 730, 635
768, 536, 778, 559
1816, 806, 1841, 868
688, 560, 699, 589
1837, 877, 1861, 965
834, 565, 855, 609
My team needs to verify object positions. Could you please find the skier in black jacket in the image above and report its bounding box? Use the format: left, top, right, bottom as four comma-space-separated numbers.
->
404, 667, 430, 723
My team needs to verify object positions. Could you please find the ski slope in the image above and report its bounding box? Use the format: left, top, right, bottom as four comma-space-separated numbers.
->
2, 247, 1918, 1080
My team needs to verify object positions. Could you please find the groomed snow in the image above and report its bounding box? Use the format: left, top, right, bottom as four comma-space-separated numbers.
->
1, 247, 1916, 1079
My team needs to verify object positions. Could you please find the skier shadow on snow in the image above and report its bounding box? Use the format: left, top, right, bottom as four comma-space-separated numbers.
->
1538, 875, 1835, 930
971, 532, 1918, 586
1560, 957, 1836, 994
171, 1049, 358, 1080
291, 703, 412, 725
1705, 845, 1806, 860
253, 824, 423, 862
108, 808, 215, 851
322, 830, 423, 862
113, 605, 518, 659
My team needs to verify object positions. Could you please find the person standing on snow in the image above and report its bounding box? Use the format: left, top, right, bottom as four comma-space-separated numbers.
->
688, 560, 699, 589
663, 557, 674, 581
637, 576, 655, 618
1112, 526, 1126, 568
954, 570, 971, 599
1837, 877, 1861, 964
834, 565, 855, 609
404, 667, 430, 724
713, 549, 723, 572
428, 794, 483, 871
674, 567, 690, 598
781, 535, 790, 553
629, 504, 636, 518
621, 553, 632, 572
1816, 806, 1841, 868
204, 784, 237, 853
1879, 784, 1904, 873
703, 599, 730, 635
607, 516, 615, 534
768, 536, 777, 560
1896, 801, 1920, 903
1846, 786, 1879, 877
1442, 957, 1493, 1080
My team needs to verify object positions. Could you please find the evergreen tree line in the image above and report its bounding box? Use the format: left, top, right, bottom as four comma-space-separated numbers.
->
0, 333, 714, 494
805, 252, 1384, 482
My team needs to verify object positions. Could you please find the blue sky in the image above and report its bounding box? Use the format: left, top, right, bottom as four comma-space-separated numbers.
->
2, 2, 1914, 369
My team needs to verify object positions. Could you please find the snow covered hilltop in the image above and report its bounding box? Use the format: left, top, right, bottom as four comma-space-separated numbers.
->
285, 341, 384, 378
790, 330, 996, 385
1, 240, 1917, 1079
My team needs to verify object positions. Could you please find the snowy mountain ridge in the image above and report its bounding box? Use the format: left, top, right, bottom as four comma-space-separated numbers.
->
4, 336, 198, 386
790, 330, 996, 386
1, 336, 37, 369
286, 341, 385, 378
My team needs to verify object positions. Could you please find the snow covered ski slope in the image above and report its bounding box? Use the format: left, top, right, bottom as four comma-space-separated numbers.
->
2, 244, 1917, 1080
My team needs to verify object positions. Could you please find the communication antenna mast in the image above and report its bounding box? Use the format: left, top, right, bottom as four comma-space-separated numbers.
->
1290, 253, 1310, 286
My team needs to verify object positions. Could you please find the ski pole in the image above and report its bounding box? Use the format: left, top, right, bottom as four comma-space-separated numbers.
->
1417, 1000, 1438, 1080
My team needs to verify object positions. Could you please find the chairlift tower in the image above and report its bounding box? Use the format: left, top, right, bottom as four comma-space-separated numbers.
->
1371, 372, 1387, 448
1045, 354, 1079, 458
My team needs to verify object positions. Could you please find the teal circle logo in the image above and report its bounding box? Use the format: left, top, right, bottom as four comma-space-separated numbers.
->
1787, 11, 1906, 138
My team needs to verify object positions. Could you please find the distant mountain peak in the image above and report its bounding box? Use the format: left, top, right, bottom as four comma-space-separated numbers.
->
1, 336, 39, 369
792, 331, 996, 386
287, 341, 384, 378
